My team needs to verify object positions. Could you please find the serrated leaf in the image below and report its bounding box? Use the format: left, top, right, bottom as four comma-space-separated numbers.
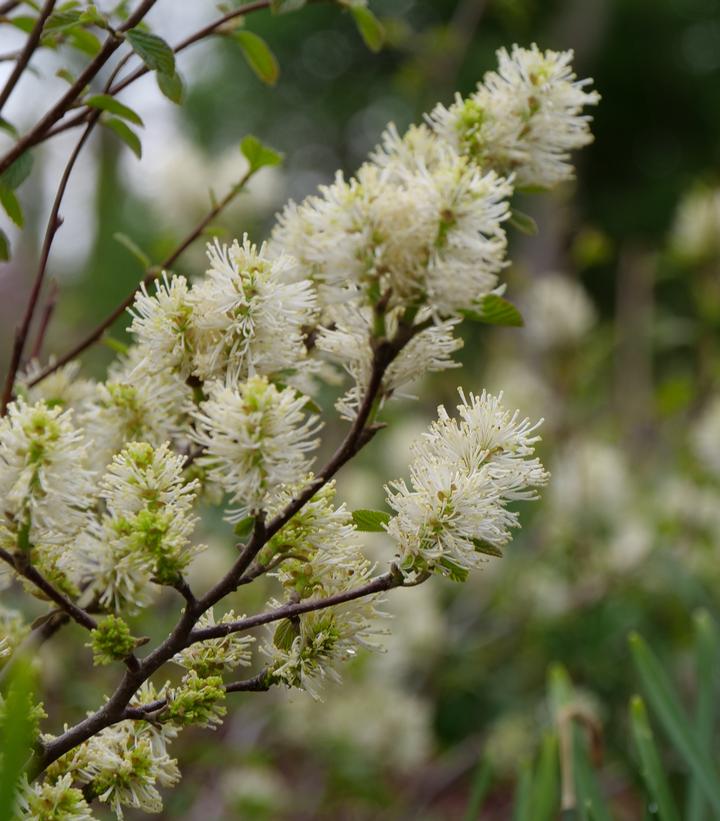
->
87, 94, 144, 126
0, 228, 9, 261
0, 185, 23, 227
233, 515, 255, 539
461, 293, 524, 327
472, 538, 503, 557
273, 618, 300, 650
0, 151, 33, 191
240, 134, 283, 172
103, 117, 142, 158
233, 30, 279, 86
350, 6, 384, 52
509, 208, 539, 235
113, 232, 150, 267
68, 27, 102, 56
351, 509, 390, 532
157, 69, 184, 104
270, 0, 306, 12
126, 27, 175, 75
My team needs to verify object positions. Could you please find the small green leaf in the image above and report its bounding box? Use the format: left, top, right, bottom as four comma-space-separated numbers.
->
350, 6, 384, 52
86, 94, 144, 126
56, 67, 76, 85
0, 186, 23, 227
233, 515, 255, 539
438, 557, 469, 583
68, 27, 102, 56
9, 15, 36, 34
100, 336, 129, 356
0, 117, 18, 139
0, 229, 9, 261
157, 69, 184, 104
630, 696, 681, 821
270, 0, 306, 12
240, 134, 283, 172
461, 293, 524, 327
1, 151, 33, 191
44, 9, 83, 31
273, 618, 300, 650
113, 232, 150, 267
472, 538, 504, 557
0, 660, 36, 820
233, 30, 280, 86
509, 208, 539, 235
103, 117, 142, 158
351, 509, 391, 532
126, 28, 175, 75
629, 632, 720, 814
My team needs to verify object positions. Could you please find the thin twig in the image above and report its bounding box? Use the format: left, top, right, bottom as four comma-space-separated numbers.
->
29, 279, 59, 361
1, 115, 99, 414
27, 170, 254, 388
0, 0, 158, 176
0, 547, 97, 631
0, 0, 57, 113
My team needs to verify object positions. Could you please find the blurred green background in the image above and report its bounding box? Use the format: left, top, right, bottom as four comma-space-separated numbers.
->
2, 0, 720, 818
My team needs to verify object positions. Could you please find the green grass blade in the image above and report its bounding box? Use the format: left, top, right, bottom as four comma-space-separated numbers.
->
630, 696, 681, 821
513, 759, 533, 821
687, 610, 717, 821
573, 728, 612, 821
629, 632, 720, 814
0, 659, 36, 819
530, 733, 560, 821
463, 756, 493, 821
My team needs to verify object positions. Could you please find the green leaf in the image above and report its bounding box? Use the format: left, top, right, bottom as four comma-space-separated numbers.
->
462, 757, 492, 821
687, 611, 718, 821
100, 336, 129, 356
87, 94, 144, 126
509, 208, 539, 235
103, 117, 142, 158
44, 9, 83, 31
233, 30, 280, 86
0, 228, 9, 262
233, 516, 255, 539
529, 734, 559, 821
113, 232, 150, 268
126, 28, 175, 75
472, 538, 503, 558
0, 659, 36, 820
438, 557, 469, 582
156, 69, 184, 104
0, 186, 23, 227
9, 15, 36, 34
68, 27, 102, 56
273, 618, 300, 650
630, 696, 681, 821
572, 728, 612, 821
240, 134, 283, 172
350, 6, 385, 52
0, 117, 18, 139
461, 293, 524, 327
1, 151, 33, 191
351, 509, 391, 532
271, 0, 306, 12
56, 67, 76, 85
629, 632, 720, 814
513, 760, 533, 821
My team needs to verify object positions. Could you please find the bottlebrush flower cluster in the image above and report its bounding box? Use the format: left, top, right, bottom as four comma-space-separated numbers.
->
1, 44, 598, 819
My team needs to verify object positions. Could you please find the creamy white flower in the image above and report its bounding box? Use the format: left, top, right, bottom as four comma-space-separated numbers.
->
189, 236, 317, 385
23, 360, 96, 414
316, 304, 462, 420
128, 273, 195, 376
192, 376, 321, 519
429, 43, 599, 188
386, 390, 548, 578
0, 400, 94, 553
173, 608, 254, 675
522, 273, 596, 348
18, 773, 96, 820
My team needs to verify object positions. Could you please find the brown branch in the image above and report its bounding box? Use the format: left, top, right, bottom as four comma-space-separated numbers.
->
0, 547, 97, 631
29, 279, 59, 361
1, 115, 99, 414
0, 0, 158, 176
0, 0, 57, 113
27, 169, 254, 389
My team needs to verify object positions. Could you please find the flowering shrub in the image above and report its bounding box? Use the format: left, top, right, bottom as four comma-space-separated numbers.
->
0, 2, 598, 817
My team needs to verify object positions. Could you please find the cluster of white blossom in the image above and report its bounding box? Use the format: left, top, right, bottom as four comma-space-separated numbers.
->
0, 42, 599, 820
